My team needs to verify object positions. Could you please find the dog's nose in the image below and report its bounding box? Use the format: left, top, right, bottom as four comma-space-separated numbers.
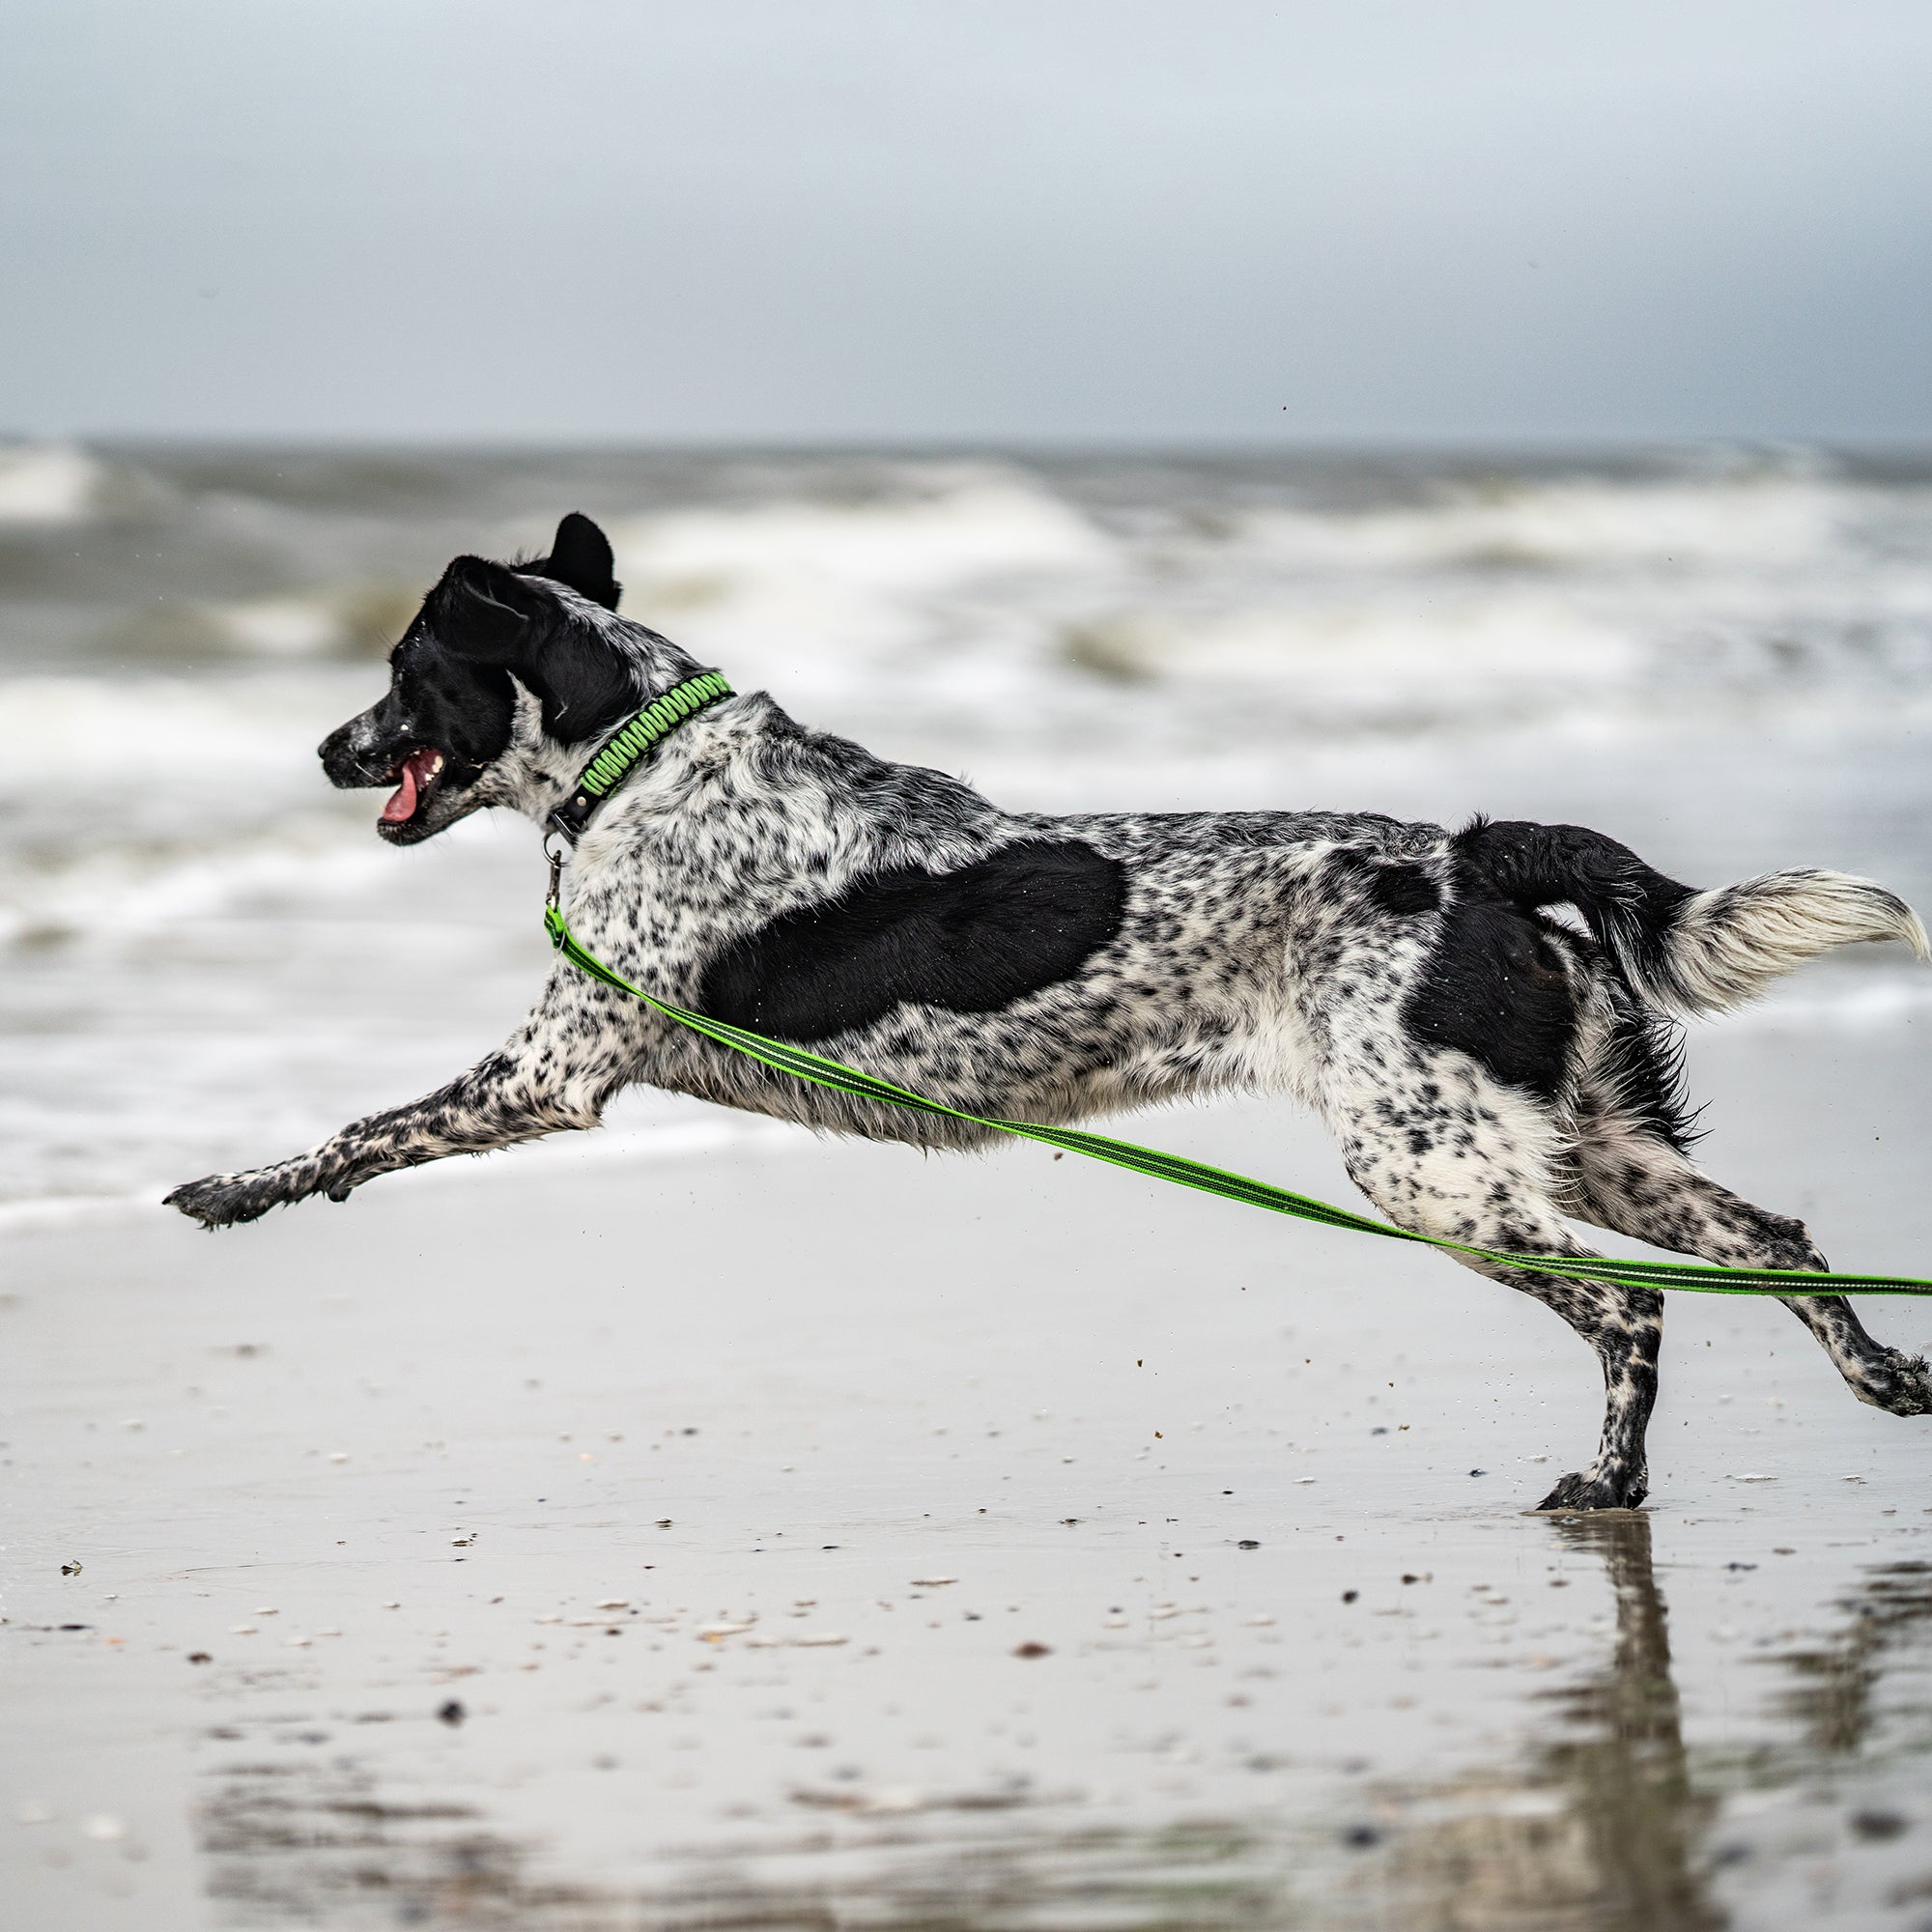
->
319, 716, 384, 788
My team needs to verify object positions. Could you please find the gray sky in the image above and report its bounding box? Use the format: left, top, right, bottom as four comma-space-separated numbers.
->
4, 0, 1929, 444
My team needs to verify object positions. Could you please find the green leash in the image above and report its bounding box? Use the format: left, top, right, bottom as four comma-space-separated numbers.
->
544, 901, 1932, 1302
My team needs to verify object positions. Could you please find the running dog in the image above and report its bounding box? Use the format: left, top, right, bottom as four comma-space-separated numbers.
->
166, 514, 1932, 1509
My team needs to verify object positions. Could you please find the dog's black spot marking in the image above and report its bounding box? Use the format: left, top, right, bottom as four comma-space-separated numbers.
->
1328, 850, 1442, 918
700, 838, 1127, 1042
1368, 866, 1445, 916
1367, 862, 1441, 917
1406, 895, 1577, 1100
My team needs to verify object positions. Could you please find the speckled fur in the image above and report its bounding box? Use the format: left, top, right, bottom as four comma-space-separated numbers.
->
166, 562, 1932, 1510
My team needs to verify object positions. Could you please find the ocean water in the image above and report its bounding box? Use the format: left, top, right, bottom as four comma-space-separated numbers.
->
3, 440, 1930, 1211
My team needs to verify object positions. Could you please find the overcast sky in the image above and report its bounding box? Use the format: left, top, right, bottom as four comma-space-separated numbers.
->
3, 1, 1929, 444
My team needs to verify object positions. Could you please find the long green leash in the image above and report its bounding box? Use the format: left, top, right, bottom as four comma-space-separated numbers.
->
544, 670, 1931, 1301
543, 902, 1932, 1302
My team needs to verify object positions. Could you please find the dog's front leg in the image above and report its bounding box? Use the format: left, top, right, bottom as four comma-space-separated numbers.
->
165, 970, 631, 1228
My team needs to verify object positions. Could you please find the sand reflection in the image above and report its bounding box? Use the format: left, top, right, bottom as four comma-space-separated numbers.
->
197, 1522, 1932, 1930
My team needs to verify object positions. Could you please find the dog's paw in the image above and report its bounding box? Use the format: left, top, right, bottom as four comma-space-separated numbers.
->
163, 1172, 288, 1229
1535, 1467, 1648, 1513
1860, 1349, 1932, 1417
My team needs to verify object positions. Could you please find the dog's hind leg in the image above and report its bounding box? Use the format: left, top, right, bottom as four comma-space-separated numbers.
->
1572, 1119, 1932, 1418
1323, 1062, 1663, 1511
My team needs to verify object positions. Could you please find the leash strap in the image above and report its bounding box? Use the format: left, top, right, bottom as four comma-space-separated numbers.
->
548, 671, 734, 844
545, 905, 1932, 1301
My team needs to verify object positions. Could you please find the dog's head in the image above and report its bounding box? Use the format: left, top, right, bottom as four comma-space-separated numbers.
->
319, 513, 698, 843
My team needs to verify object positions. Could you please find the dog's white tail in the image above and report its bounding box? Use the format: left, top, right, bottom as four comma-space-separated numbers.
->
1632, 869, 1929, 1017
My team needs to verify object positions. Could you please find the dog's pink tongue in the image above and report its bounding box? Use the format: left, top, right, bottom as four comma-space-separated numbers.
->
381, 758, 422, 824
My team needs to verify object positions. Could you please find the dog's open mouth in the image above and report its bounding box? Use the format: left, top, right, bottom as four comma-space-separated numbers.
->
381, 748, 446, 827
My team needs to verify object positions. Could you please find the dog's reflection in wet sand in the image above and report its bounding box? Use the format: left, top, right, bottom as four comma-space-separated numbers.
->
196, 1513, 1932, 1931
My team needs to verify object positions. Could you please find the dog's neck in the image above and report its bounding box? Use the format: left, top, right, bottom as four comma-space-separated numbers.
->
476, 683, 583, 822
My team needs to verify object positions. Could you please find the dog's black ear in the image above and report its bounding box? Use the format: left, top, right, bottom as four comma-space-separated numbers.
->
533, 512, 621, 610
433, 555, 553, 665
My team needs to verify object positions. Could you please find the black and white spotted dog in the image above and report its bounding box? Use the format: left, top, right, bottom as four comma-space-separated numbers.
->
167, 514, 1932, 1510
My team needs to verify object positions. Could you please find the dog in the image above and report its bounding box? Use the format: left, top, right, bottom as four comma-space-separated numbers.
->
166, 513, 1932, 1510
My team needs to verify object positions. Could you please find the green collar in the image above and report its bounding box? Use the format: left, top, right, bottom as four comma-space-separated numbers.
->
547, 669, 733, 843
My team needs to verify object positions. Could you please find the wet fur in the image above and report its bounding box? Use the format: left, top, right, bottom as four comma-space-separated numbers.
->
165, 517, 1932, 1511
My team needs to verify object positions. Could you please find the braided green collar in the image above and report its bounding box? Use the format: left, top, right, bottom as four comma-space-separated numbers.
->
547, 669, 732, 843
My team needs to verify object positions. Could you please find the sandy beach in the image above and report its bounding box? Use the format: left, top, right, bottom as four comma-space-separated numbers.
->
7, 1008, 1932, 1930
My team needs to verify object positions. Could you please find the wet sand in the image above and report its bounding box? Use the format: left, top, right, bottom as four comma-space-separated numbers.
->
6, 1020, 1932, 1930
